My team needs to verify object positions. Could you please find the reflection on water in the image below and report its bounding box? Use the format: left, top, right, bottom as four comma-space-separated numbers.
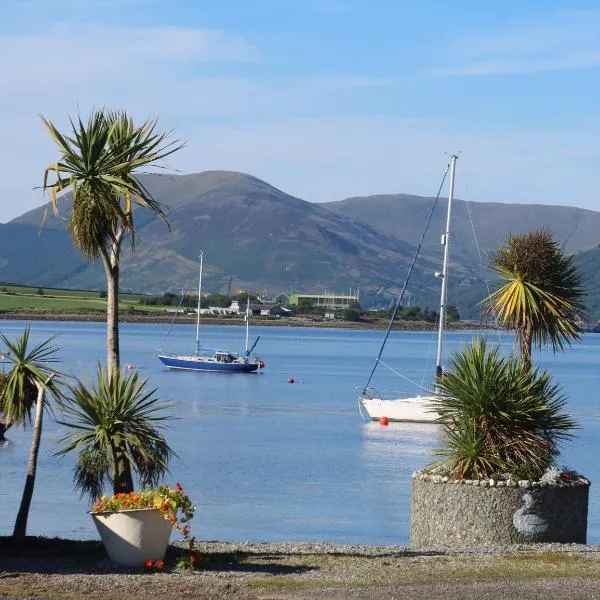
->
362, 421, 442, 460
1, 321, 600, 544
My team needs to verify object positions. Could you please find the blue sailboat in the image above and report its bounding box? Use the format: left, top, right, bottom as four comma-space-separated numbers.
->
156, 251, 264, 373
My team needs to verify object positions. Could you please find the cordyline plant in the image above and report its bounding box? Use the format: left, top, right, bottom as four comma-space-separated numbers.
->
430, 338, 577, 481
42, 109, 184, 374
0, 327, 63, 538
484, 228, 585, 369
56, 365, 174, 498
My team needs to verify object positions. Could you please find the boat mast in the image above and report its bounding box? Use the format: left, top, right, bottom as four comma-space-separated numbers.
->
435, 154, 457, 379
244, 295, 250, 353
195, 250, 204, 355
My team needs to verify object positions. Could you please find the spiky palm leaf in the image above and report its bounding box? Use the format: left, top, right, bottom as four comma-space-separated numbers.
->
432, 338, 576, 480
56, 365, 175, 501
42, 110, 183, 258
42, 109, 183, 373
0, 326, 62, 427
484, 229, 585, 366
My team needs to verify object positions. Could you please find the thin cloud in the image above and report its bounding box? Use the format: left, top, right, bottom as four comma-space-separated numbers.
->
435, 10, 600, 77
0, 23, 257, 92
437, 52, 600, 77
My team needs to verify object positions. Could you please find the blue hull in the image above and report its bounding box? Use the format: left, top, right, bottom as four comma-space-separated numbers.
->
157, 353, 260, 373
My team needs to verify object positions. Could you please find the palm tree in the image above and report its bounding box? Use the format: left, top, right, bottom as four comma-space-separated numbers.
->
484, 228, 585, 368
56, 365, 174, 500
0, 327, 62, 538
42, 110, 183, 373
433, 338, 577, 480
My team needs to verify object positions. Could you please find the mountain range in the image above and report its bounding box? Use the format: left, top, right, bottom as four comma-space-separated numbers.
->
3, 170, 600, 319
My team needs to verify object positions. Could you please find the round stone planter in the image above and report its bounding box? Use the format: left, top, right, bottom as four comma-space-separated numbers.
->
410, 474, 590, 549
91, 508, 173, 567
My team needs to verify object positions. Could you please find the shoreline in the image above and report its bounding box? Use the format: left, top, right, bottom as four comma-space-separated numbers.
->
0, 311, 492, 331
1, 537, 600, 599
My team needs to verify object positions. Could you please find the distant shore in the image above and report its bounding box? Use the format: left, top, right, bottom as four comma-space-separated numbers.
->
0, 311, 491, 331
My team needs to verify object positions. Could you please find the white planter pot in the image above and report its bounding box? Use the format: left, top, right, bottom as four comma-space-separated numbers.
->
91, 508, 173, 567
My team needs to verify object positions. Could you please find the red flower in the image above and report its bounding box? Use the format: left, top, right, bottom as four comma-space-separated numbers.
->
176, 482, 183, 492
155, 559, 164, 569
144, 560, 153, 568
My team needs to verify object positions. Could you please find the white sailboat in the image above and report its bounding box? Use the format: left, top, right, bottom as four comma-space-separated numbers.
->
360, 154, 459, 423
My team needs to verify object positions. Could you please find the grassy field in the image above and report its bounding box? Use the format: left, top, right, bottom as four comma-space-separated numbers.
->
0, 282, 168, 314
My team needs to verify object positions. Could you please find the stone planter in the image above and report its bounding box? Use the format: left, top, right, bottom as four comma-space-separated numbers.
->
411, 473, 590, 549
91, 508, 173, 567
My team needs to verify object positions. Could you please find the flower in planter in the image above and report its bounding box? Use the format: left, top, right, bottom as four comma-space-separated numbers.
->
144, 559, 165, 573
91, 483, 195, 540
539, 466, 588, 486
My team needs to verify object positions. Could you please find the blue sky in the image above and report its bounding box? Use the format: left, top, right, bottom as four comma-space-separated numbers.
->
3, 0, 600, 222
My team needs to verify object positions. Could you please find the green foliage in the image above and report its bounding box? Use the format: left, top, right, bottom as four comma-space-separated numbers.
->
0, 327, 62, 427
295, 298, 314, 314
392, 305, 439, 323
56, 365, 175, 501
36, 288, 44, 296
485, 228, 585, 367
42, 110, 183, 259
446, 305, 460, 322
432, 338, 577, 480
342, 308, 362, 322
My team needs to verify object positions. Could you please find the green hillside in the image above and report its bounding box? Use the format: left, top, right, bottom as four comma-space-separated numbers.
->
3, 170, 600, 319
0, 283, 167, 314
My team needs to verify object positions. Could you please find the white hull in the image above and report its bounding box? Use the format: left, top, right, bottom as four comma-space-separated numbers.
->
360, 395, 440, 423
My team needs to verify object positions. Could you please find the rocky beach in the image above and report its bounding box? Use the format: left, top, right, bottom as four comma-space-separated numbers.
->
2, 537, 600, 599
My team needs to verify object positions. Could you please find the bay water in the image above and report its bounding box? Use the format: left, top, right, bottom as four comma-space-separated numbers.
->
1, 320, 599, 545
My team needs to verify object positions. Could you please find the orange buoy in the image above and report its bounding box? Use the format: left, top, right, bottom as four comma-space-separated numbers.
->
380, 416, 389, 426
288, 376, 295, 384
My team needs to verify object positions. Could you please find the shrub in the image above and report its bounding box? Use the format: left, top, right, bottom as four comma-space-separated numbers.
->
431, 338, 577, 480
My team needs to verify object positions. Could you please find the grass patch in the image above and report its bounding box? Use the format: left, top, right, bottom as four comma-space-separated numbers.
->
0, 282, 169, 314
246, 550, 600, 590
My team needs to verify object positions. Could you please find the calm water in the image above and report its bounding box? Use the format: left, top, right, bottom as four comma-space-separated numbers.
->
1, 320, 599, 545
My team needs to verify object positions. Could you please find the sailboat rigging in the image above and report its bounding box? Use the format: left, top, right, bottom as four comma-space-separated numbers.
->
360, 154, 459, 422
156, 250, 264, 373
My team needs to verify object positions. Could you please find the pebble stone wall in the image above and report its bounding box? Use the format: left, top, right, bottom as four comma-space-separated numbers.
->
410, 474, 590, 549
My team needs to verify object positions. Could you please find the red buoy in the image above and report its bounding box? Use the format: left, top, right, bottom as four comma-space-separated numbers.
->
259, 360, 265, 369
288, 376, 295, 384
380, 416, 389, 426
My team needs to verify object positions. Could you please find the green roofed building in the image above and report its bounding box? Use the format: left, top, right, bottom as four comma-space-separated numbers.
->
287, 293, 359, 309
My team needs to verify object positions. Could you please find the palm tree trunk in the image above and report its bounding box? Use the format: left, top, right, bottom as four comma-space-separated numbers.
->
12, 382, 46, 538
101, 246, 121, 374
106, 264, 120, 373
520, 322, 533, 369
113, 443, 134, 494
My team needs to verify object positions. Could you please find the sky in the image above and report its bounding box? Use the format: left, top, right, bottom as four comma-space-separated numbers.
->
3, 0, 600, 222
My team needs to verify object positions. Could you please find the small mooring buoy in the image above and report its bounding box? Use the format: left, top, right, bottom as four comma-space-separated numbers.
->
288, 376, 295, 384
380, 416, 389, 426
127, 363, 134, 370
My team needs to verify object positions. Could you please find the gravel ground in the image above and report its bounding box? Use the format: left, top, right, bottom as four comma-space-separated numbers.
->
3, 538, 600, 599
